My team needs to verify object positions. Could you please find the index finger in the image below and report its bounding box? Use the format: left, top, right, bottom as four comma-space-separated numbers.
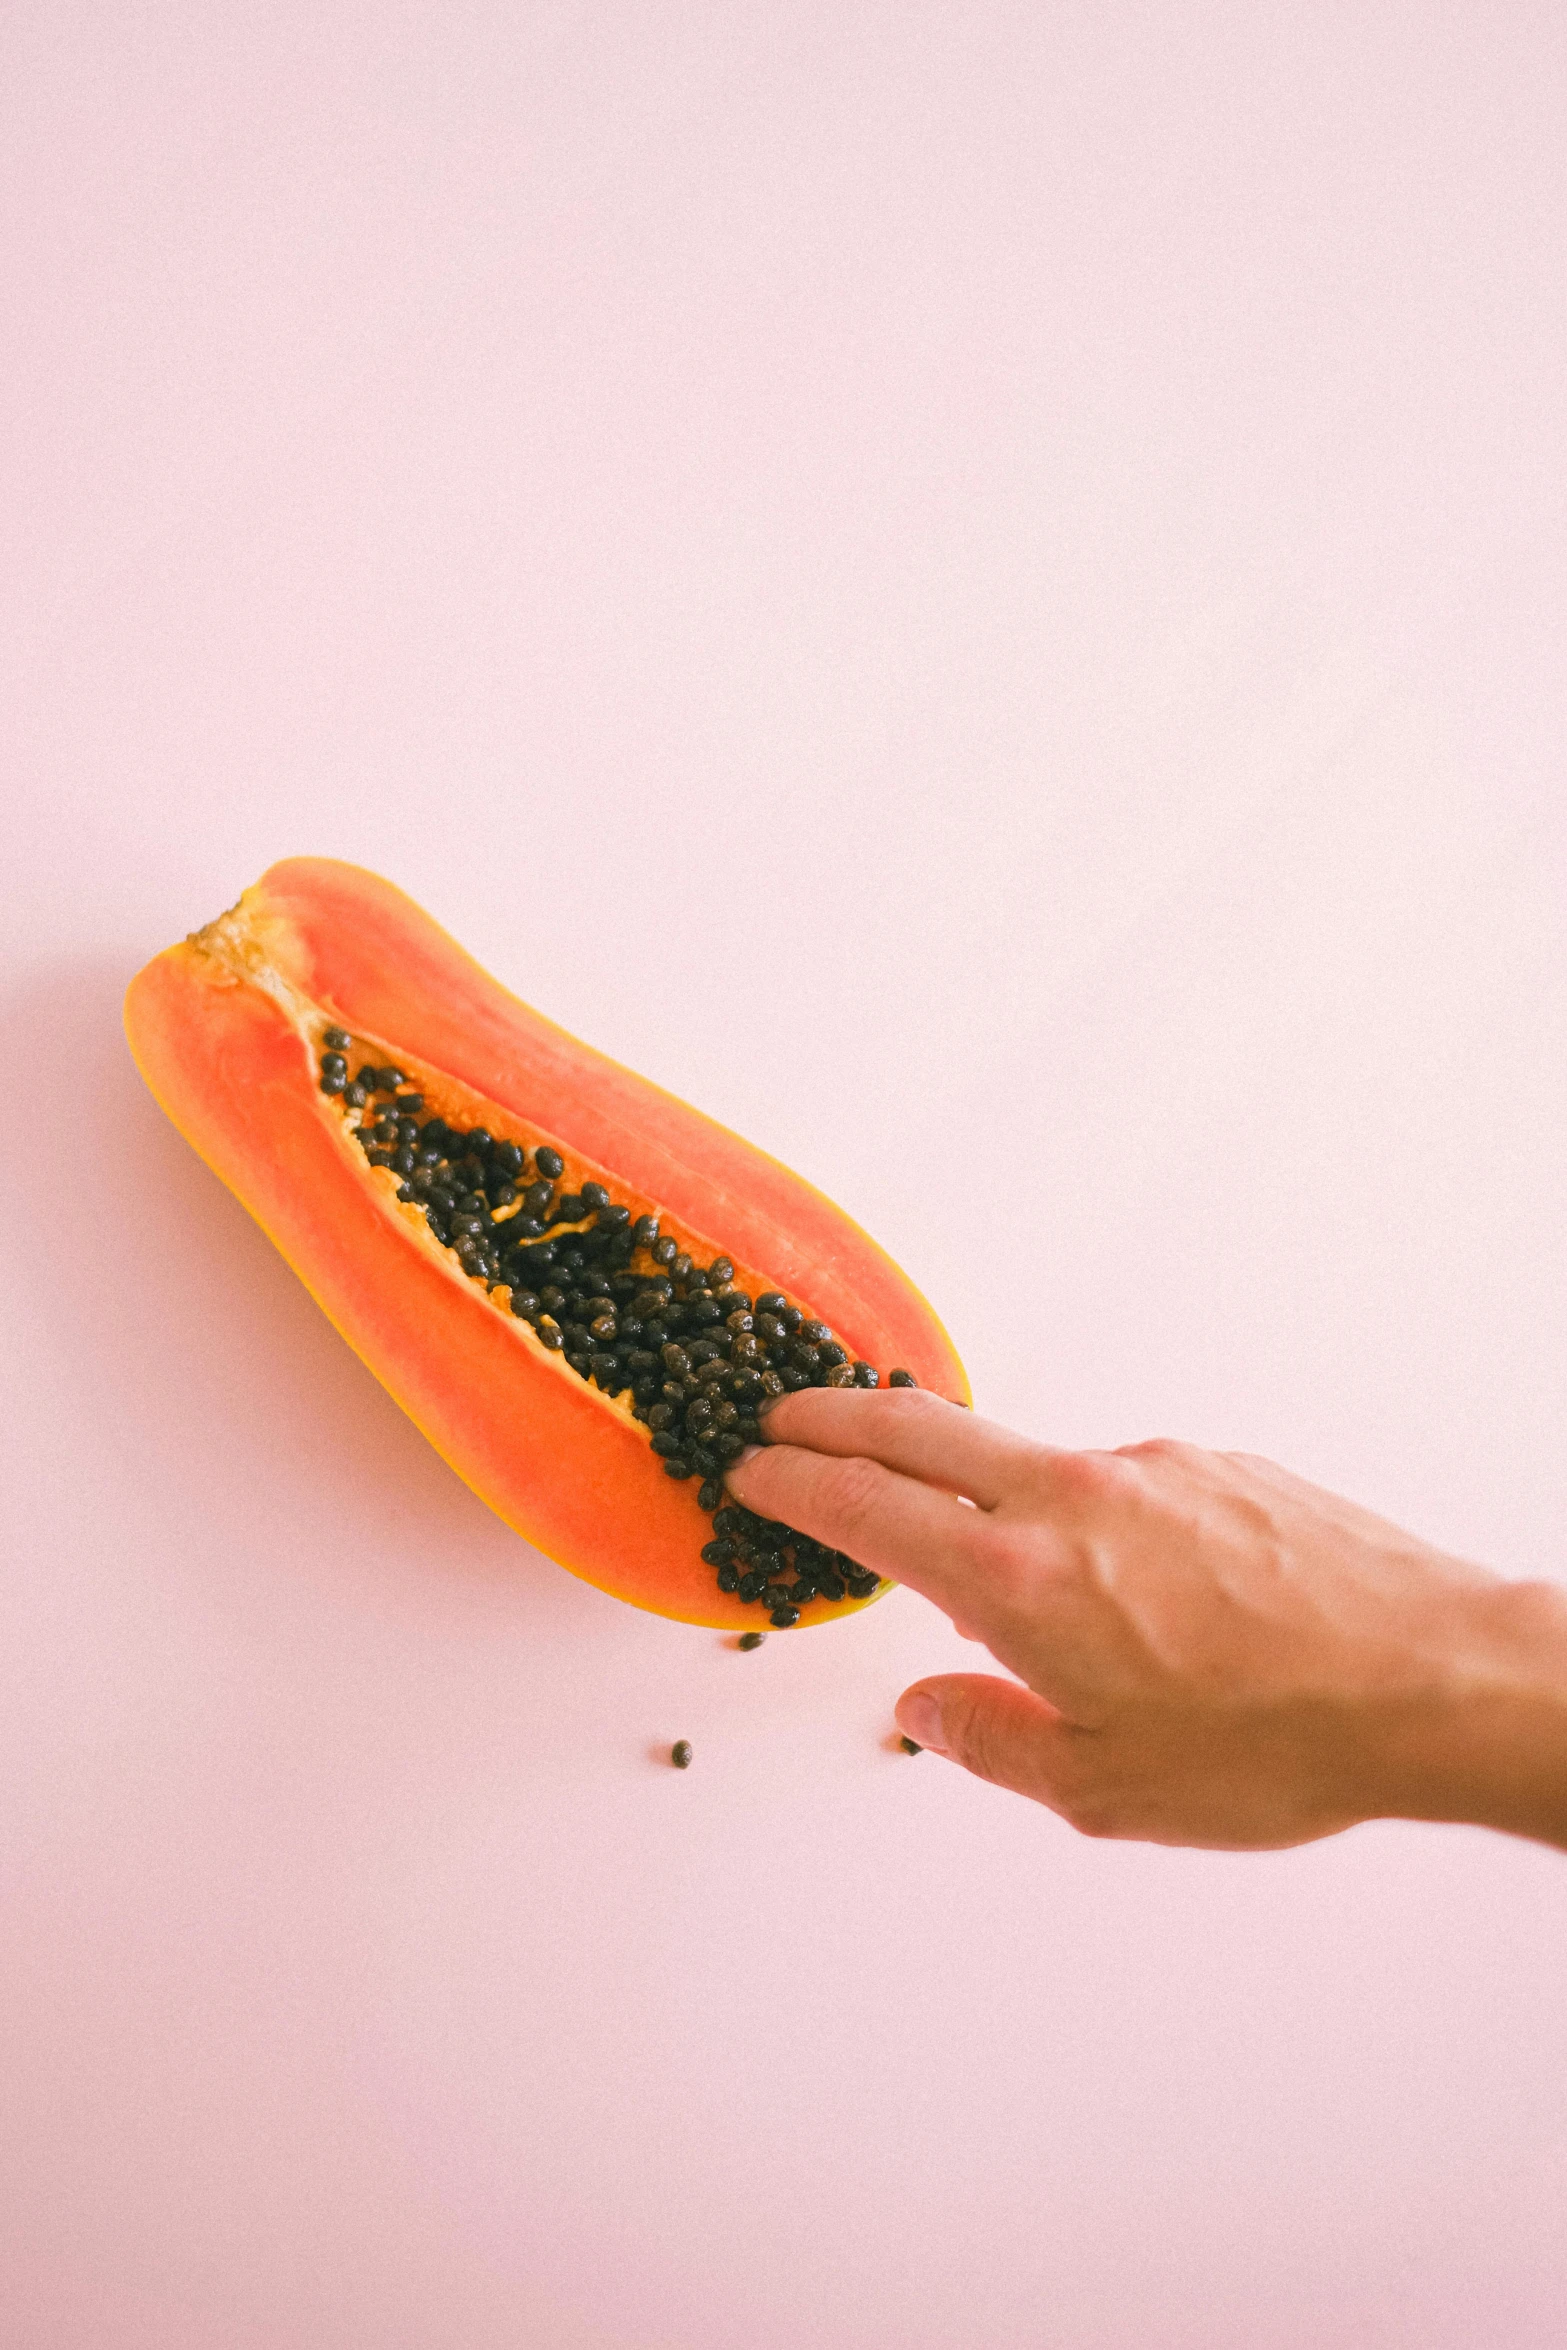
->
755, 1386, 1049, 1510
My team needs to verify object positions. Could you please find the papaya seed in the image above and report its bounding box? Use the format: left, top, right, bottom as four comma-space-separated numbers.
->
321, 1040, 907, 1620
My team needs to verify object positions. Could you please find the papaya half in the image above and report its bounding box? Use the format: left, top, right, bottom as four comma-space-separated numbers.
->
123, 858, 968, 1629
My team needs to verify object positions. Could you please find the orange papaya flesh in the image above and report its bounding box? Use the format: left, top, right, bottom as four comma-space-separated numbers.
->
123, 861, 970, 1630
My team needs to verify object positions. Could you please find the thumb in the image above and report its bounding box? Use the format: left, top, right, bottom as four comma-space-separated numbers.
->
895, 1675, 1083, 1809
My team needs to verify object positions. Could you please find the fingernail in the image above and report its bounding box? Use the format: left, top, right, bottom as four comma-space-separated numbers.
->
895, 1693, 946, 1753
732, 1445, 763, 1471
754, 1393, 785, 1420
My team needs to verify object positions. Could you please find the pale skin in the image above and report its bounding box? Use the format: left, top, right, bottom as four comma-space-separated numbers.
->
726, 1391, 1567, 1852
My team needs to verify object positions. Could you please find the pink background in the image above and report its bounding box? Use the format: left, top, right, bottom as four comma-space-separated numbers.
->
4, 6, 1566, 2344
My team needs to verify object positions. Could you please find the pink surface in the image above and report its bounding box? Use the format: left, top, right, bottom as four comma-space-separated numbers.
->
3, 7, 1566, 2345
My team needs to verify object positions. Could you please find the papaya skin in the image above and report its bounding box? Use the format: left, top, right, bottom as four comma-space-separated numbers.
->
123, 860, 970, 1629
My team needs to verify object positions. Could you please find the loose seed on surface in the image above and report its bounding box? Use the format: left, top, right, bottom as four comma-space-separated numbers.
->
671, 1740, 693, 1768
738, 1631, 766, 1650
900, 1736, 922, 1755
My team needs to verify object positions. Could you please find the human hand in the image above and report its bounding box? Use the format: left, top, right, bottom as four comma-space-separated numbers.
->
726, 1393, 1567, 1851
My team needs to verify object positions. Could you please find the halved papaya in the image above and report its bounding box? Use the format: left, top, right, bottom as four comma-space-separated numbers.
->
123, 858, 969, 1629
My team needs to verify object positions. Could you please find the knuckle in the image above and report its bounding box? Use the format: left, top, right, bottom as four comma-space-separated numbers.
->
819, 1453, 888, 1541
1116, 1436, 1219, 1486
1046, 1448, 1128, 1507
1225, 1448, 1283, 1479
876, 1385, 949, 1432
946, 1690, 1003, 1786
1116, 1435, 1194, 1467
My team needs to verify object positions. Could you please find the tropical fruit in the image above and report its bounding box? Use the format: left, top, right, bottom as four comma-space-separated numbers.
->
124, 858, 968, 1628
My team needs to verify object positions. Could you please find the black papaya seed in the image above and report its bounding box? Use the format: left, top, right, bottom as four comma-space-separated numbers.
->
317, 1078, 902, 1617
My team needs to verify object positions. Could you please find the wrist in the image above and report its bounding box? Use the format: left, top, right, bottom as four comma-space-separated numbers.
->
1372, 1576, 1567, 1848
